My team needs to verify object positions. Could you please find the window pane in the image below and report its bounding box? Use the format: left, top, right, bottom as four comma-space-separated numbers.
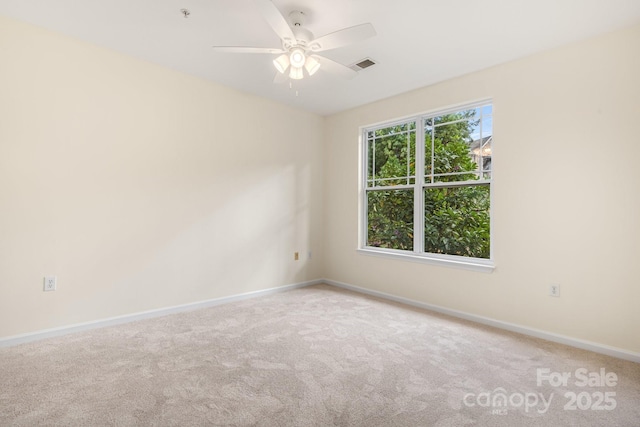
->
426, 110, 480, 183
424, 185, 490, 258
367, 138, 374, 182
424, 122, 433, 178
469, 112, 492, 179
367, 123, 416, 187
367, 189, 414, 250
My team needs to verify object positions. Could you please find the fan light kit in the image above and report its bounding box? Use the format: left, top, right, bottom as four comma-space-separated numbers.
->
212, 0, 376, 82
273, 47, 319, 80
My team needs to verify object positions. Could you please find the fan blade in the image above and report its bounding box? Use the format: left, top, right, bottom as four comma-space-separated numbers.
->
309, 23, 376, 52
212, 46, 285, 54
312, 55, 358, 79
252, 0, 296, 44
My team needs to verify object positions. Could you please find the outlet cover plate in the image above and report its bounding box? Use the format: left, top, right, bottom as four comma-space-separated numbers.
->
44, 276, 57, 292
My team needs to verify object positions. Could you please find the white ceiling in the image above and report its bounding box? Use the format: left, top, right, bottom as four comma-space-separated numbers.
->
2, 0, 640, 116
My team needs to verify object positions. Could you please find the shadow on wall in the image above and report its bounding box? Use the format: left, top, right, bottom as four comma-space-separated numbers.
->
67, 163, 315, 317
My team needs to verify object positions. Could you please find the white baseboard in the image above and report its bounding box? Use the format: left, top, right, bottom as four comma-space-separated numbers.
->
4, 277, 638, 364
323, 278, 640, 364
0, 279, 322, 348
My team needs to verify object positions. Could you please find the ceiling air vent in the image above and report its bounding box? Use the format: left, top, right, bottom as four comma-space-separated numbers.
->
349, 58, 376, 72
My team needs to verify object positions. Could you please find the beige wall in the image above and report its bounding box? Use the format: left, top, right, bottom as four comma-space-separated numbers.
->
323, 24, 640, 353
0, 16, 324, 337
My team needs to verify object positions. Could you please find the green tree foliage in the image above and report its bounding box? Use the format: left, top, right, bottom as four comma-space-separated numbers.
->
367, 124, 416, 186
426, 111, 478, 181
367, 111, 490, 258
367, 189, 414, 250
424, 185, 490, 258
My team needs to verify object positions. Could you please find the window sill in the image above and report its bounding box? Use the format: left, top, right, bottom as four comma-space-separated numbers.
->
357, 248, 495, 273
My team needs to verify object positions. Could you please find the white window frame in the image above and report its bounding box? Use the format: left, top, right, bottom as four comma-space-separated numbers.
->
358, 100, 494, 273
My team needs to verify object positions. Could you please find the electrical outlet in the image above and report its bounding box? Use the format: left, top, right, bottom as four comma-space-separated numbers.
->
549, 284, 560, 297
294, 252, 299, 261
44, 276, 57, 292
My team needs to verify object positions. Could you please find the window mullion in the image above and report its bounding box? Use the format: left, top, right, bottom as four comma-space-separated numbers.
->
431, 121, 435, 185
371, 135, 376, 188
413, 119, 424, 254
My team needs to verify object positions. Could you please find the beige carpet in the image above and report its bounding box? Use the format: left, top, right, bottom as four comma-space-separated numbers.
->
1, 284, 639, 426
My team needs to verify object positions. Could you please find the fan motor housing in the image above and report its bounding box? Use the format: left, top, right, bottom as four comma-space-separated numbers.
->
291, 27, 313, 48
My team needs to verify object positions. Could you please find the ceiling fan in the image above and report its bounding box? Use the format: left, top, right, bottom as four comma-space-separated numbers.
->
212, 0, 376, 81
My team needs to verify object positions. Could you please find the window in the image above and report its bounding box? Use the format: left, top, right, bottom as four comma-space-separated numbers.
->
360, 101, 493, 271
